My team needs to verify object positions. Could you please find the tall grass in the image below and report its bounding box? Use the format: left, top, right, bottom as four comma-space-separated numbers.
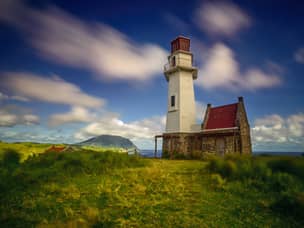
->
205, 154, 304, 221
0, 150, 147, 195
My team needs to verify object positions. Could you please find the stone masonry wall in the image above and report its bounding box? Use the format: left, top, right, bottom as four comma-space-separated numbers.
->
237, 100, 252, 154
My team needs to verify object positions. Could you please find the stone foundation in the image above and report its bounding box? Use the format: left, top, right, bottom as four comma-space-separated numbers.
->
162, 129, 244, 159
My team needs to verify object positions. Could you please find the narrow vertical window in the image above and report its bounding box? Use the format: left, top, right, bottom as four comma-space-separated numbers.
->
171, 56, 176, 66
171, 95, 175, 107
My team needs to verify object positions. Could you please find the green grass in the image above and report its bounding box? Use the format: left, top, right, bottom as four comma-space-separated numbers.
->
0, 142, 52, 161
0, 142, 124, 162
0, 146, 303, 227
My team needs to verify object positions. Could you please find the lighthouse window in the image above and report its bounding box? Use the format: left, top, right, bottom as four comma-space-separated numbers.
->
171, 56, 176, 66
171, 95, 175, 107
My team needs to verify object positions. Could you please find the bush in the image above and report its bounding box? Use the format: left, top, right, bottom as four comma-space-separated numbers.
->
210, 174, 225, 190
252, 162, 272, 180
2, 149, 21, 169
267, 172, 299, 193
271, 192, 304, 220
222, 160, 237, 179
207, 158, 225, 173
268, 158, 304, 180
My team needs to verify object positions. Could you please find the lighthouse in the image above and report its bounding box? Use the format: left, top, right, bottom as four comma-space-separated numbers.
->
164, 36, 198, 133
158, 36, 252, 158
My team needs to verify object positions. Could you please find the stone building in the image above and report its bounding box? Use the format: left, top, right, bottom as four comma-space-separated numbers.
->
159, 36, 252, 158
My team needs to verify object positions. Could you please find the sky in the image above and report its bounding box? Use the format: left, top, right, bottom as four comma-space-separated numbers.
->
0, 0, 303, 151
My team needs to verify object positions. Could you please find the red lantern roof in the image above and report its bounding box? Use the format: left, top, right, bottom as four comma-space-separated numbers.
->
171, 36, 190, 53
205, 103, 238, 130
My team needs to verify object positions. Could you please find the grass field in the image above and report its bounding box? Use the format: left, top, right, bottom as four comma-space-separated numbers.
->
0, 142, 54, 161
0, 143, 304, 227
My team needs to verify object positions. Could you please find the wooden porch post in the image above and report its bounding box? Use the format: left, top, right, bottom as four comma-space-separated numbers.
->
154, 136, 157, 158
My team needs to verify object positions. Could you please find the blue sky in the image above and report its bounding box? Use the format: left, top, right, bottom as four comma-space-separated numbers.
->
0, 0, 303, 151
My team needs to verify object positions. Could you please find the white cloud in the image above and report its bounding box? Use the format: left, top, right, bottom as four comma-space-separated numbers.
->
0, 1, 167, 81
0, 127, 76, 143
0, 105, 40, 127
195, 1, 251, 37
252, 113, 304, 145
0, 92, 29, 102
2, 72, 105, 108
287, 114, 304, 138
74, 113, 166, 148
294, 47, 304, 64
48, 106, 95, 126
195, 43, 282, 91
0, 92, 9, 101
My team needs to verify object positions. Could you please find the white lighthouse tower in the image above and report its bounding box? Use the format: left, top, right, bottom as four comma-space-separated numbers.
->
164, 36, 198, 133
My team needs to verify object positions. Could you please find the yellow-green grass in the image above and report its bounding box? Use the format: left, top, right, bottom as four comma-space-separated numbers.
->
1, 149, 303, 227
0, 142, 53, 161
0, 142, 123, 162
81, 145, 125, 153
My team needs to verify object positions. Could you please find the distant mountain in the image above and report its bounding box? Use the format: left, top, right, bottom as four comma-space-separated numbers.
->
77, 135, 137, 149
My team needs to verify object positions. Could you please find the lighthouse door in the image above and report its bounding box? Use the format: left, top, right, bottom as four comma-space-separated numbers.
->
216, 138, 225, 156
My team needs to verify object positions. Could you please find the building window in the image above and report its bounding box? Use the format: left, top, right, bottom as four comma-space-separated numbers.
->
171, 95, 175, 107
171, 56, 176, 66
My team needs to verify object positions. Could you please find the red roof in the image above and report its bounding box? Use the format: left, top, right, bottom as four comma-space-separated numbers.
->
46, 145, 66, 152
205, 103, 238, 130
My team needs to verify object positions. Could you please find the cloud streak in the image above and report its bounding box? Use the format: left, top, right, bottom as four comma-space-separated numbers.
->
195, 43, 282, 91
0, 0, 167, 81
2, 72, 105, 108
48, 106, 95, 126
195, 1, 251, 37
0, 105, 39, 127
252, 113, 304, 145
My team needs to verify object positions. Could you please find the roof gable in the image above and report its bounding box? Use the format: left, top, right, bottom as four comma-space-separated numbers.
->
205, 103, 238, 130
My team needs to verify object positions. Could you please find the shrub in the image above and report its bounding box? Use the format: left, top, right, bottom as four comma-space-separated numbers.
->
222, 160, 237, 179
268, 158, 304, 180
252, 162, 272, 181
267, 172, 299, 193
210, 174, 225, 190
271, 192, 304, 220
207, 158, 224, 173
2, 149, 21, 169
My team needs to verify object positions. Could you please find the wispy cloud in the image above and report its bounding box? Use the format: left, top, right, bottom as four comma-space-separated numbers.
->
252, 113, 304, 146
294, 47, 304, 64
0, 0, 167, 81
48, 106, 95, 127
0, 105, 39, 127
194, 1, 251, 37
2, 72, 105, 108
195, 43, 282, 91
0, 92, 30, 102
74, 113, 166, 148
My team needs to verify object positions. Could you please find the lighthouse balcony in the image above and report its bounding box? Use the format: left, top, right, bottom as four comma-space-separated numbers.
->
164, 62, 198, 81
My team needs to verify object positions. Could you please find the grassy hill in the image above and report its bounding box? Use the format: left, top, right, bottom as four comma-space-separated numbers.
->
0, 145, 303, 227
